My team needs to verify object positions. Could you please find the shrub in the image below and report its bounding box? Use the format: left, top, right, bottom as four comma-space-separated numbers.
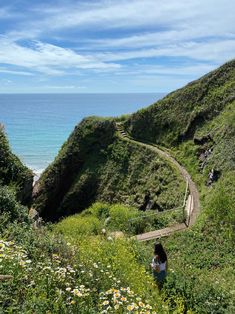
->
0, 185, 28, 230
83, 202, 110, 219
54, 214, 103, 237
108, 204, 139, 232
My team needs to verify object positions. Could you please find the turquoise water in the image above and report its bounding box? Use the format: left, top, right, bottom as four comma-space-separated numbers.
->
0, 93, 163, 176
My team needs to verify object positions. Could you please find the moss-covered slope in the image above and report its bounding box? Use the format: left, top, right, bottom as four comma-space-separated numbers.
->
0, 125, 33, 205
33, 117, 185, 221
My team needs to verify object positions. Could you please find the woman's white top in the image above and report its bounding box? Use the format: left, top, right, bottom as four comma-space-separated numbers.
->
152, 257, 166, 271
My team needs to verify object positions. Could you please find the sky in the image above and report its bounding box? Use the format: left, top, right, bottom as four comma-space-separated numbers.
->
0, 0, 234, 93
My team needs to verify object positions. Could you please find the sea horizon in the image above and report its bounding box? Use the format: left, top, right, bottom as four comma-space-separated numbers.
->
0, 93, 165, 178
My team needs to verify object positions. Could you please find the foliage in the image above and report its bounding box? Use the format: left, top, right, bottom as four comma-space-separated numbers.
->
54, 202, 184, 237
0, 128, 33, 205
0, 185, 29, 231
158, 221, 235, 313
205, 171, 235, 240
0, 216, 179, 313
55, 214, 103, 237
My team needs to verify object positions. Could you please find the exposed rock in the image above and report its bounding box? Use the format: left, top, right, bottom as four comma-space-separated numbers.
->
194, 134, 213, 145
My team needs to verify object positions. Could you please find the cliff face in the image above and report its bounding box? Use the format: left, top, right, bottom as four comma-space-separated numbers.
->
0, 126, 33, 205
33, 117, 116, 220
33, 117, 185, 221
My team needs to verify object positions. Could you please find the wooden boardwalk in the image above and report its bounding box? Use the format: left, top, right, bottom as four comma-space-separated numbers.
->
116, 123, 200, 242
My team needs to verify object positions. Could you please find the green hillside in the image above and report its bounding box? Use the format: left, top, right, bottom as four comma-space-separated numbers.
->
34, 117, 185, 221
0, 125, 33, 205
125, 60, 235, 147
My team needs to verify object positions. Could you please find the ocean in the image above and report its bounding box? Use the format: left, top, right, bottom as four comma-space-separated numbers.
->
0, 93, 164, 178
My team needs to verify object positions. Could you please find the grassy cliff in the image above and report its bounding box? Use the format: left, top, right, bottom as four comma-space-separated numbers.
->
0, 125, 33, 205
125, 59, 235, 147
34, 117, 185, 221
0, 125, 33, 232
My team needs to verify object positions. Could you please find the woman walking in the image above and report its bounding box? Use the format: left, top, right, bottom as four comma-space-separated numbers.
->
151, 242, 167, 289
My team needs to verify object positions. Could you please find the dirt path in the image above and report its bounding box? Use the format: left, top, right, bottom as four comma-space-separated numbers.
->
116, 123, 200, 241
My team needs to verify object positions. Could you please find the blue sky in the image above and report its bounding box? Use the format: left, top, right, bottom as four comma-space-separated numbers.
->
0, 0, 234, 93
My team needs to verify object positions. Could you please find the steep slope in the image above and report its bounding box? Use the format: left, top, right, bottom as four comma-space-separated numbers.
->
0, 125, 33, 205
33, 117, 185, 221
125, 59, 235, 147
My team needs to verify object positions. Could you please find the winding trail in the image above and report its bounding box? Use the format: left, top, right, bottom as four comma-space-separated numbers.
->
116, 123, 200, 241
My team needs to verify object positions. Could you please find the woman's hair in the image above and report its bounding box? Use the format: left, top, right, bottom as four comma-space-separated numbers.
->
154, 243, 167, 263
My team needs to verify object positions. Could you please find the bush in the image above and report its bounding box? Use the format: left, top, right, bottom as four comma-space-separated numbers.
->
54, 214, 103, 238
0, 185, 28, 230
108, 204, 139, 232
83, 202, 110, 219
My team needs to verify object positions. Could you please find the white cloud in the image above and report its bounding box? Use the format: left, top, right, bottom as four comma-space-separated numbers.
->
0, 67, 34, 76
9, 0, 235, 39
0, 0, 234, 92
112, 63, 217, 77
0, 38, 120, 75
94, 39, 235, 63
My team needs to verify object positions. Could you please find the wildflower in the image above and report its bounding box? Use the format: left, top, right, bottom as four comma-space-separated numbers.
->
121, 296, 127, 302
145, 304, 152, 310
102, 300, 109, 306
127, 304, 135, 311
114, 291, 121, 298
72, 289, 83, 297
138, 301, 145, 307
114, 304, 120, 310
25, 259, 32, 264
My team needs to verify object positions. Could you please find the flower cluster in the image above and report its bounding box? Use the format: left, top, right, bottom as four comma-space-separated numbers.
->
0, 236, 159, 313
99, 286, 156, 313
0, 239, 32, 271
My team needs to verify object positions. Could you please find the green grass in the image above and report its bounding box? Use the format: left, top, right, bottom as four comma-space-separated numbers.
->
54, 202, 185, 238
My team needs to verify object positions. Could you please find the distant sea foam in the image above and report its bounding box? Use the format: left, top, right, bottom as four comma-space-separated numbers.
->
0, 93, 164, 178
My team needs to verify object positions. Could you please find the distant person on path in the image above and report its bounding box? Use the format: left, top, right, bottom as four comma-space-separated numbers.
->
151, 242, 168, 289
